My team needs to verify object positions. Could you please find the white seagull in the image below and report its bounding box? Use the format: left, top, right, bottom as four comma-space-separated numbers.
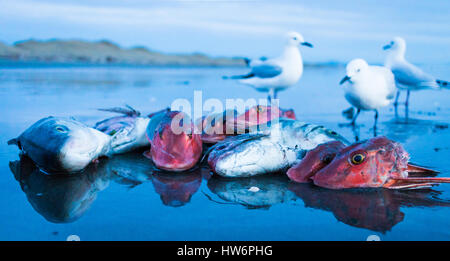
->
227, 31, 313, 101
383, 36, 449, 116
340, 58, 396, 127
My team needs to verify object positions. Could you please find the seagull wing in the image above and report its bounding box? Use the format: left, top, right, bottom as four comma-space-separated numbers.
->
391, 61, 438, 89
372, 66, 397, 100
250, 62, 283, 78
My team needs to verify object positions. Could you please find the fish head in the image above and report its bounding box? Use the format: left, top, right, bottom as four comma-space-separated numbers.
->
235, 105, 296, 130
16, 117, 109, 172
310, 136, 410, 189
207, 134, 274, 177
199, 109, 238, 143
148, 111, 203, 171
287, 141, 346, 183
236, 105, 275, 127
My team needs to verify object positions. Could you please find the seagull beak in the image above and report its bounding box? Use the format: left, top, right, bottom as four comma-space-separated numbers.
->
301, 42, 313, 48
383, 44, 392, 50
340, 75, 350, 85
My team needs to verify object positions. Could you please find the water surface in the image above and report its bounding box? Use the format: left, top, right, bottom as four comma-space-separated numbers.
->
1, 66, 449, 240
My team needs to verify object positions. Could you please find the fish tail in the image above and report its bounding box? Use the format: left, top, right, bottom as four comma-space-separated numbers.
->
437, 79, 450, 89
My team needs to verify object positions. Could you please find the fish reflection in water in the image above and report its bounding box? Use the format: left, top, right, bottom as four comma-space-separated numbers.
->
152, 171, 202, 207
105, 151, 204, 207
207, 175, 298, 209
9, 155, 110, 223
9, 152, 206, 223
10, 152, 450, 231
207, 175, 450, 232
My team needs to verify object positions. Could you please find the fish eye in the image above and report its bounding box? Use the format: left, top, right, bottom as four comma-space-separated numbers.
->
356, 69, 361, 72
55, 126, 67, 133
326, 129, 338, 136
391, 41, 394, 45
257, 106, 265, 113
322, 154, 334, 164
350, 153, 365, 165
293, 37, 297, 40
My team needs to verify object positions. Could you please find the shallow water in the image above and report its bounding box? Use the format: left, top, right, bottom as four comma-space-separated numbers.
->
0, 65, 449, 240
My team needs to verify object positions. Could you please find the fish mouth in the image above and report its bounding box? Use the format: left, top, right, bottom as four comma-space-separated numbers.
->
407, 163, 439, 175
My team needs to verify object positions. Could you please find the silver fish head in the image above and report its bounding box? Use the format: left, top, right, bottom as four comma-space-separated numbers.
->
208, 134, 291, 177
208, 119, 349, 178
10, 117, 111, 173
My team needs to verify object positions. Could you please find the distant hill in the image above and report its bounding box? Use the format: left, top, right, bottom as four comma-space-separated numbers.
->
0, 39, 247, 67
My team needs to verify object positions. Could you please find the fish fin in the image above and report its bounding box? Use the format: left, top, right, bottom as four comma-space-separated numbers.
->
147, 107, 170, 118
7, 138, 19, 147
385, 177, 450, 190
98, 105, 141, 117
9, 160, 20, 180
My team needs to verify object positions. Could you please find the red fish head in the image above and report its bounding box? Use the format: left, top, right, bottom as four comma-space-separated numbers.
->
288, 136, 443, 190
198, 110, 237, 144
309, 136, 444, 189
287, 141, 346, 183
235, 105, 296, 131
147, 111, 202, 172
311, 136, 410, 189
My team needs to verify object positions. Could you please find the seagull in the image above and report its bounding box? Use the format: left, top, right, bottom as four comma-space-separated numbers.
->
226, 31, 313, 101
383, 36, 449, 117
339, 58, 396, 128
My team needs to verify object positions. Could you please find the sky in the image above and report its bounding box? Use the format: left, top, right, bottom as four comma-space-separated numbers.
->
0, 0, 449, 64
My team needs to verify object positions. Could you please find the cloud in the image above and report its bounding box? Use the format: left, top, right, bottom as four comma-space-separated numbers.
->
0, 0, 360, 36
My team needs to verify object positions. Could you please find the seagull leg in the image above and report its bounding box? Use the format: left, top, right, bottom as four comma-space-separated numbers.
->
267, 89, 275, 104
338, 108, 361, 128
405, 90, 410, 120
394, 90, 400, 118
351, 108, 361, 126
373, 109, 378, 137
